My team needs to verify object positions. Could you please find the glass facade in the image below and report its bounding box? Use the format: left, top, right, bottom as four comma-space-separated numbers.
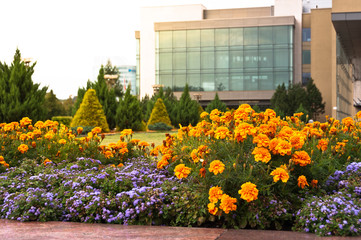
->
302, 28, 311, 42
118, 66, 137, 96
336, 36, 353, 119
302, 50, 311, 64
302, 72, 311, 85
156, 26, 293, 92
136, 38, 140, 96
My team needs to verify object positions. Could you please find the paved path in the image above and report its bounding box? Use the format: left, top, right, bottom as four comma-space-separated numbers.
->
0, 220, 360, 240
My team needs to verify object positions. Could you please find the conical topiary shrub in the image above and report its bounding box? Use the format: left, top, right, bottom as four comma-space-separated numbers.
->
71, 89, 110, 132
147, 98, 172, 130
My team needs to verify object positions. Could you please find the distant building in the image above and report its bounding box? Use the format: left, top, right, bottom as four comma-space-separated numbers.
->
118, 66, 137, 95
135, 0, 361, 120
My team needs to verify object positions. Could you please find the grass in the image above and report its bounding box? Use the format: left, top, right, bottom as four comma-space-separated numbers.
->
101, 131, 175, 146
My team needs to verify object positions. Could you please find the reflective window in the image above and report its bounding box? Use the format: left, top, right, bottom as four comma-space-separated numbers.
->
302, 28, 311, 42
244, 27, 258, 45
230, 28, 243, 46
187, 51, 200, 70
302, 50, 311, 64
173, 31, 186, 48
215, 51, 229, 68
215, 29, 229, 46
302, 72, 311, 85
187, 30, 200, 48
259, 27, 273, 45
201, 29, 214, 47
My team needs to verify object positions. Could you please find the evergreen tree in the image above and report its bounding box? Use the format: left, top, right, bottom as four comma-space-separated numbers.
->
287, 83, 307, 116
44, 90, 66, 119
72, 80, 92, 115
71, 89, 110, 132
271, 83, 288, 117
116, 86, 143, 131
0, 49, 48, 122
295, 103, 309, 122
306, 78, 325, 120
175, 84, 199, 126
62, 96, 75, 116
147, 98, 172, 128
205, 93, 227, 113
104, 60, 122, 98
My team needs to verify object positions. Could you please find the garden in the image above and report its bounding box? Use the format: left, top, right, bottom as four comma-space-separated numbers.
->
1, 106, 361, 237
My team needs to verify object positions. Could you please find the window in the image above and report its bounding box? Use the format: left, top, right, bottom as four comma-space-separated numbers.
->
302, 72, 311, 85
302, 50, 311, 64
302, 28, 311, 42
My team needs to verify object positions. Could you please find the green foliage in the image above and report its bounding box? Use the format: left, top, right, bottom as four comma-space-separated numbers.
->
0, 49, 48, 122
205, 93, 227, 113
252, 105, 261, 113
70, 126, 94, 135
44, 90, 66, 119
52, 116, 72, 127
175, 84, 199, 126
294, 104, 309, 122
62, 96, 75, 116
147, 98, 172, 127
71, 89, 110, 132
271, 81, 324, 120
148, 122, 173, 131
116, 86, 143, 131
306, 78, 325, 120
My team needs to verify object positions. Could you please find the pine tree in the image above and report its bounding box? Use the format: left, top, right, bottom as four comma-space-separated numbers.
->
0, 49, 48, 122
205, 93, 227, 113
44, 90, 66, 119
287, 83, 307, 116
271, 84, 288, 117
116, 86, 143, 131
175, 84, 199, 126
295, 103, 309, 122
306, 78, 325, 120
71, 89, 110, 132
147, 98, 172, 127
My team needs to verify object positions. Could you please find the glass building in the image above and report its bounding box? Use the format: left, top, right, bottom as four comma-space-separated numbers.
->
118, 66, 137, 96
155, 26, 293, 93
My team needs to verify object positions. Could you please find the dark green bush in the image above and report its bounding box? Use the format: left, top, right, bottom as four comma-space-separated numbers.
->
148, 122, 173, 131
52, 116, 72, 126
71, 126, 94, 135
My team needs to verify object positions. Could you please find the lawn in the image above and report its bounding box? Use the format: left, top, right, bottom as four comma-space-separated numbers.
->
101, 131, 175, 146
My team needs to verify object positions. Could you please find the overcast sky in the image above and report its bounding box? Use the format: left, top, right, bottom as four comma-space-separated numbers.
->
0, 0, 274, 99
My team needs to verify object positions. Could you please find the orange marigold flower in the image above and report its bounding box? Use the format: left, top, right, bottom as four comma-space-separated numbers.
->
274, 140, 292, 156
139, 141, 149, 147
119, 148, 129, 154
252, 147, 271, 163
18, 144, 29, 154
191, 149, 199, 163
130, 139, 141, 145
157, 159, 169, 169
356, 111, 361, 120
0, 156, 4, 163
199, 167, 206, 178
270, 167, 289, 183
58, 139, 66, 145
317, 139, 329, 152
121, 129, 133, 136
269, 138, 280, 154
209, 160, 225, 175
234, 123, 255, 142
289, 133, 305, 150
219, 194, 237, 214
239, 182, 258, 202
117, 163, 124, 168
43, 159, 52, 166
208, 202, 218, 215
311, 179, 318, 188
342, 117, 354, 128
200, 111, 209, 118
20, 117, 32, 127
34, 121, 45, 129
297, 175, 309, 189
174, 164, 191, 179
209, 186, 223, 203
291, 151, 311, 167
104, 150, 114, 159
214, 126, 231, 140
19, 133, 27, 141
91, 127, 102, 134
253, 133, 270, 148
329, 127, 337, 135
77, 127, 83, 135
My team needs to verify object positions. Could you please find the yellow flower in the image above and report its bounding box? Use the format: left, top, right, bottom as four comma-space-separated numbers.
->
208, 186, 223, 203
190, 149, 199, 163
119, 148, 129, 154
34, 121, 45, 129
18, 144, 29, 154
121, 129, 133, 136
291, 151, 311, 167
253, 133, 270, 148
317, 139, 329, 152
356, 111, 361, 119
0, 156, 4, 163
58, 139, 66, 145
19, 133, 27, 141
20, 117, 32, 127
214, 126, 231, 139
252, 147, 271, 163
77, 127, 83, 135
174, 164, 191, 179
208, 202, 218, 215
200, 111, 209, 118
239, 182, 258, 202
91, 127, 102, 134
270, 167, 289, 183
274, 139, 292, 156
104, 150, 114, 159
297, 175, 309, 189
219, 194, 237, 214
208, 160, 225, 175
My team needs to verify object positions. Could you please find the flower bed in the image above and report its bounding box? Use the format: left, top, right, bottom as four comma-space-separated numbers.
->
1, 107, 361, 236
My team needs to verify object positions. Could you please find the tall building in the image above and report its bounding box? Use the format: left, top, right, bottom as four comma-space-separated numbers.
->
118, 65, 137, 96
135, 0, 361, 120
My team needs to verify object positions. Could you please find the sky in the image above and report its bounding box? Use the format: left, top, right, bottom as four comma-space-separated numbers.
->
1, 0, 274, 99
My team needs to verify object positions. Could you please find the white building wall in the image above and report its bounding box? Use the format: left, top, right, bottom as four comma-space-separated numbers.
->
139, 4, 205, 99
275, 0, 303, 85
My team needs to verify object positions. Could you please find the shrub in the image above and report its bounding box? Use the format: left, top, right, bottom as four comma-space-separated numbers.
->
205, 93, 227, 113
174, 84, 199, 126
71, 89, 110, 132
52, 116, 72, 127
148, 122, 173, 131
147, 98, 172, 128
116, 87, 143, 131
70, 126, 93, 135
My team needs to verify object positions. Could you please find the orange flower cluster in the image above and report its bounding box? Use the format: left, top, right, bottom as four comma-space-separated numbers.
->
208, 160, 225, 175
208, 186, 237, 215
18, 144, 29, 154
270, 167, 289, 183
239, 182, 259, 202
291, 151, 311, 167
174, 164, 191, 179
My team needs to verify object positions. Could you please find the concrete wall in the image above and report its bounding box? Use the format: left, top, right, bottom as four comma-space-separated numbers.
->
333, 0, 361, 12
204, 7, 273, 19
139, 4, 205, 99
275, 0, 303, 85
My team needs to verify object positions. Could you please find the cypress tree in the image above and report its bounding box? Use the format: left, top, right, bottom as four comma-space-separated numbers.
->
271, 83, 288, 117
175, 84, 199, 126
306, 78, 325, 120
71, 89, 110, 132
205, 93, 227, 113
116, 86, 143, 131
147, 98, 172, 127
0, 49, 48, 122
